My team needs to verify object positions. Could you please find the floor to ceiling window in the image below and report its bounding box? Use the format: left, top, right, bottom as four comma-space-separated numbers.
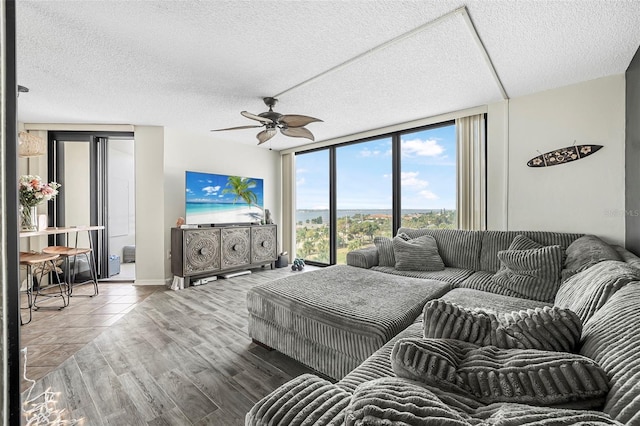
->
295, 149, 330, 263
400, 123, 456, 228
336, 138, 392, 263
295, 120, 457, 266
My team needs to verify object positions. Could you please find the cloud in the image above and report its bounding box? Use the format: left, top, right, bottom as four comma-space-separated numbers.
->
402, 138, 445, 157
202, 185, 220, 196
186, 188, 192, 193
359, 148, 381, 157
419, 189, 439, 200
297, 177, 306, 186
401, 171, 428, 189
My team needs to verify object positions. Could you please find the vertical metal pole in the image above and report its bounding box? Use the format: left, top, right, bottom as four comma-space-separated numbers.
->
2, 0, 22, 423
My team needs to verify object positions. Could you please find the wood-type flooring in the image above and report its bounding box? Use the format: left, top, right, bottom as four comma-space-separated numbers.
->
20, 266, 317, 425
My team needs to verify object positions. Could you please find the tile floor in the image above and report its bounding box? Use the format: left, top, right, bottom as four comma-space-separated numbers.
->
19, 280, 166, 393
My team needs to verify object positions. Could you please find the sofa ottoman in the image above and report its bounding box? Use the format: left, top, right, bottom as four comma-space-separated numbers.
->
247, 264, 451, 380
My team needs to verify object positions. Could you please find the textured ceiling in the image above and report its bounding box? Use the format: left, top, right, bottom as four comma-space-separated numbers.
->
15, 0, 640, 151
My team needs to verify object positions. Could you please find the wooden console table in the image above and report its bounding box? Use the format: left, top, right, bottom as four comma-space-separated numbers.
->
171, 224, 277, 287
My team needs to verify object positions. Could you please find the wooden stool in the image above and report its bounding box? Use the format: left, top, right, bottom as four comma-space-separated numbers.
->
19, 252, 66, 325
42, 246, 99, 297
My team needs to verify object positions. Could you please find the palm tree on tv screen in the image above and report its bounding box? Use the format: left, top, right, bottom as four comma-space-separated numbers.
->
222, 176, 260, 209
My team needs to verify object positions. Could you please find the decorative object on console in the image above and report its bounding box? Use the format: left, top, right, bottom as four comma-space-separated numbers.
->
527, 144, 602, 167
175, 216, 185, 227
276, 252, 288, 268
291, 258, 305, 271
185, 170, 264, 226
264, 208, 273, 224
18, 175, 60, 231
211, 97, 323, 144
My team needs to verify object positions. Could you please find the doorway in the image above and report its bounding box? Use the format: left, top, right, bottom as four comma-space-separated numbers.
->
47, 131, 135, 281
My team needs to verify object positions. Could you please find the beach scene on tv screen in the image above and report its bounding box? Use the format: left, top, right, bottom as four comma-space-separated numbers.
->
185, 171, 264, 225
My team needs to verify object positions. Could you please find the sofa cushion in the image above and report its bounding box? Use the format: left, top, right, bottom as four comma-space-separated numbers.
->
422, 300, 582, 352
580, 282, 640, 425
440, 288, 550, 315
393, 234, 445, 271
346, 246, 379, 269
246, 373, 350, 426
373, 236, 395, 267
247, 265, 451, 380
554, 260, 640, 324
371, 266, 473, 286
563, 235, 622, 279
480, 231, 582, 273
491, 245, 563, 302
392, 338, 610, 407
398, 228, 482, 270
344, 377, 472, 426
472, 404, 624, 425
344, 377, 622, 426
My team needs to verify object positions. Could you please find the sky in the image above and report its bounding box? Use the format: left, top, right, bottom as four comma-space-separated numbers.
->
296, 124, 456, 210
185, 171, 264, 205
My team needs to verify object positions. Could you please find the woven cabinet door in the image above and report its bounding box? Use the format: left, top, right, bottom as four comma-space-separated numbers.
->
251, 225, 277, 264
221, 227, 251, 269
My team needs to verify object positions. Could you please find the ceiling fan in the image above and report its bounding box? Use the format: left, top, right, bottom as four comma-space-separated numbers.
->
212, 97, 323, 145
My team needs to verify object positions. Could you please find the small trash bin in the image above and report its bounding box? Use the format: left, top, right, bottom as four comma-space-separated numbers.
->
276, 255, 288, 268
108, 255, 121, 277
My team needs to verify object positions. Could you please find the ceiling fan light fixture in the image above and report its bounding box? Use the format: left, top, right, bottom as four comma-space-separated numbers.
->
212, 97, 323, 145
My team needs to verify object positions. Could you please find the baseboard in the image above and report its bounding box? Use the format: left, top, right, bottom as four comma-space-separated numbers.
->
134, 279, 169, 286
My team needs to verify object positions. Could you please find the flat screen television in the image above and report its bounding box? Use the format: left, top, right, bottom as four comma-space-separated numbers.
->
185, 170, 264, 225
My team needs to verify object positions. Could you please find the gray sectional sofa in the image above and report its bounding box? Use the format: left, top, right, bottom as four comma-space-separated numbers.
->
245, 229, 640, 425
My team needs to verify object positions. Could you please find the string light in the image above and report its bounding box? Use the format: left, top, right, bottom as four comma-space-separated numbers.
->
21, 347, 82, 425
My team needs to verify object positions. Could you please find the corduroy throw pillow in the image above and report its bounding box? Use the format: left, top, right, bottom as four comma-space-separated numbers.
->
563, 235, 621, 280
393, 234, 445, 271
491, 245, 563, 302
392, 338, 610, 407
423, 300, 582, 352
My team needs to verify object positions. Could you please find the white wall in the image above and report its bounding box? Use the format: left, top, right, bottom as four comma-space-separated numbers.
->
163, 128, 281, 279
134, 126, 166, 284
63, 142, 91, 247
108, 139, 136, 260
487, 75, 626, 244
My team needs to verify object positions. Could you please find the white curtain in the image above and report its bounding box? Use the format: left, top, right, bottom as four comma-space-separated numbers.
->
281, 153, 296, 259
456, 114, 486, 230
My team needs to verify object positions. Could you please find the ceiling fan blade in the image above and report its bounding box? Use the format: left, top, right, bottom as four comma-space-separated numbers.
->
241, 111, 274, 124
211, 125, 263, 132
257, 128, 277, 145
281, 126, 315, 141
279, 114, 323, 128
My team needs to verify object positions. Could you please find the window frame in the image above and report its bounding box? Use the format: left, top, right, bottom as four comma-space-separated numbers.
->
295, 119, 456, 266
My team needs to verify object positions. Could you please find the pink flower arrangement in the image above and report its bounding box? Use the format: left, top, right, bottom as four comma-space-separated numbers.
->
19, 174, 61, 208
